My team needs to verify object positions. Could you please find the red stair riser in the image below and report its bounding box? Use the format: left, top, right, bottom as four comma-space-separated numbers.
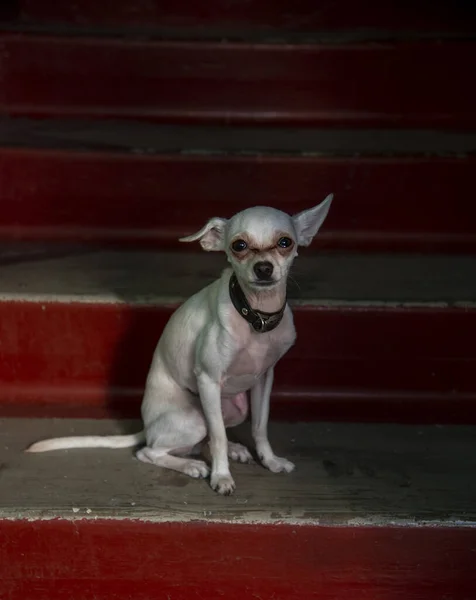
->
1, 35, 475, 128
1, 520, 475, 600
1, 149, 475, 252
16, 0, 476, 34
0, 300, 474, 423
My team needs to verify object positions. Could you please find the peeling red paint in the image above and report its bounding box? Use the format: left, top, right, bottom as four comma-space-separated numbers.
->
1, 520, 475, 600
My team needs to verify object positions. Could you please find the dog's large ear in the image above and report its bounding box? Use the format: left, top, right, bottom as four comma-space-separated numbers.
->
292, 194, 333, 247
179, 217, 227, 251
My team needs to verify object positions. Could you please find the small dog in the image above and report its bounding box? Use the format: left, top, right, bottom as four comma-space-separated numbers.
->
27, 196, 333, 495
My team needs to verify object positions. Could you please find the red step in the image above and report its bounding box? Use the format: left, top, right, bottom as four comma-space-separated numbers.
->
1, 417, 475, 599
1, 142, 475, 252
1, 34, 475, 128
3, 520, 475, 600
11, 0, 476, 36
1, 248, 475, 423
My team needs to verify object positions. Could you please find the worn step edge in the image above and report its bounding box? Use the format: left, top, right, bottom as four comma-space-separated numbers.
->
3, 119, 476, 155
7, 27, 476, 45
3, 21, 476, 44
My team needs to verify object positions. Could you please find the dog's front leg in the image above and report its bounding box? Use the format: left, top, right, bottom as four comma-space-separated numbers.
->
197, 372, 235, 495
251, 368, 295, 474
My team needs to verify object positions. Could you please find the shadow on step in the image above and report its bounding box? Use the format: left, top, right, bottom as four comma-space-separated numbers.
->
105, 305, 167, 423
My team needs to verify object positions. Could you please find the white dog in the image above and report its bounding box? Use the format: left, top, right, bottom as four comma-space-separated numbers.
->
27, 195, 333, 495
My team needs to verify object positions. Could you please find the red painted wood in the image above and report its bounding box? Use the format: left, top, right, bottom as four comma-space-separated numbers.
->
1, 35, 475, 128
1, 520, 475, 600
15, 0, 476, 34
1, 149, 475, 252
0, 301, 475, 423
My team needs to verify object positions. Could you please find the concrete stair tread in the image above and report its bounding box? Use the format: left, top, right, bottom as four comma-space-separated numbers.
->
1, 246, 475, 306
3, 118, 476, 155
2, 417, 476, 525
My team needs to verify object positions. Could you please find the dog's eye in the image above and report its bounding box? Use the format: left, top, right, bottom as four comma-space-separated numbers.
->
278, 237, 293, 248
232, 239, 248, 252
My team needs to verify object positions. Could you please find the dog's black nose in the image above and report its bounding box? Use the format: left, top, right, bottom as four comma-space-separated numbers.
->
253, 261, 274, 280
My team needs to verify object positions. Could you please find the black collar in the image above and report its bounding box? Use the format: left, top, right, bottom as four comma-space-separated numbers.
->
229, 273, 286, 333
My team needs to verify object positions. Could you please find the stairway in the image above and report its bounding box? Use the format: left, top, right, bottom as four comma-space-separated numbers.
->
1, 2, 476, 598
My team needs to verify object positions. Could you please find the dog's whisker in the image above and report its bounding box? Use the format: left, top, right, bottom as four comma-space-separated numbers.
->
287, 274, 302, 293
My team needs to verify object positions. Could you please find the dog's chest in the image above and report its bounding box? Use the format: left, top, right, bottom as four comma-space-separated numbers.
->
222, 334, 287, 393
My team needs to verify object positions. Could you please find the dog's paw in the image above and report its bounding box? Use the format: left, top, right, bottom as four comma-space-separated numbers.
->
228, 442, 254, 464
183, 459, 210, 479
261, 455, 295, 474
211, 473, 236, 495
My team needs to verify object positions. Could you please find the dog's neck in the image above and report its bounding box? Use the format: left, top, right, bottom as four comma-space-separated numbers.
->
235, 275, 287, 314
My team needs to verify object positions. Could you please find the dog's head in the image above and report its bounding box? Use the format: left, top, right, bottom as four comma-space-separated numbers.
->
180, 195, 333, 290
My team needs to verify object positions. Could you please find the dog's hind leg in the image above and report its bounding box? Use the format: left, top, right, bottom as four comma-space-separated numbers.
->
137, 398, 209, 479
136, 446, 210, 478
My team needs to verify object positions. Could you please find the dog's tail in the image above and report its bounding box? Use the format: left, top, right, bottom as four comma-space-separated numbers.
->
25, 431, 146, 453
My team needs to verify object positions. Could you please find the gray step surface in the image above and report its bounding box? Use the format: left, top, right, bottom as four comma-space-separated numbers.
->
2, 417, 475, 525
2, 118, 476, 155
0, 245, 475, 306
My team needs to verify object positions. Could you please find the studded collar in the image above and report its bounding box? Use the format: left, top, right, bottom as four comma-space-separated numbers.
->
228, 273, 286, 333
